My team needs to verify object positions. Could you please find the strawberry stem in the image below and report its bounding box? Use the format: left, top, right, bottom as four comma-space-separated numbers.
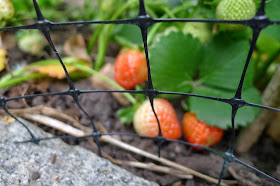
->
147, 2, 194, 45
88, 0, 139, 69
0, 72, 46, 89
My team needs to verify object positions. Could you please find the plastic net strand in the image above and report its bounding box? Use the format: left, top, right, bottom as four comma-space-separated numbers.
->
1, 0, 280, 185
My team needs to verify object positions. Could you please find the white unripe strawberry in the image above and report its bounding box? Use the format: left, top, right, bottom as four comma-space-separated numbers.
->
0, 0, 14, 21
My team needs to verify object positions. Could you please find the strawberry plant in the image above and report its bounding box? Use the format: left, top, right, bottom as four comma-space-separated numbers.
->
183, 112, 223, 150
89, 0, 200, 70
149, 29, 261, 130
1, 0, 280, 184
133, 98, 182, 140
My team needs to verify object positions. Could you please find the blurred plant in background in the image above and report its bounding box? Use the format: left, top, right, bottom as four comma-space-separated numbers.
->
0, 0, 280, 146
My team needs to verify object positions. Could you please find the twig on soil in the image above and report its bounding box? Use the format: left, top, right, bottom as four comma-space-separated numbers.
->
18, 84, 30, 108
100, 135, 232, 186
228, 167, 257, 186
114, 160, 193, 179
0, 105, 42, 114
98, 122, 236, 186
236, 64, 280, 153
87, 138, 193, 179
171, 181, 182, 186
39, 106, 92, 133
1, 106, 92, 133
22, 114, 85, 137
22, 116, 237, 185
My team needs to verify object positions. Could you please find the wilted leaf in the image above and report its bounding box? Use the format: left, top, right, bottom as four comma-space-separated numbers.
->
26, 64, 76, 79
0, 47, 8, 72
26, 57, 89, 79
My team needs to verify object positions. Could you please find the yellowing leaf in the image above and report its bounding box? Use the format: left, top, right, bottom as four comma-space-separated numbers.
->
26, 64, 76, 79
26, 57, 89, 79
0, 47, 8, 72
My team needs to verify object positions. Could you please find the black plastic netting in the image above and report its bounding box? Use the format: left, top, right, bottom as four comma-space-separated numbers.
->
1, 0, 280, 185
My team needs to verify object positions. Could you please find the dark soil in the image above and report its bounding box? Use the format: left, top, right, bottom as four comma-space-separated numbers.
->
2, 78, 280, 186
1, 29, 280, 186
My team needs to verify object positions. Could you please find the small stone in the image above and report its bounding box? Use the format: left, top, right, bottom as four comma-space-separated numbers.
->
31, 171, 40, 180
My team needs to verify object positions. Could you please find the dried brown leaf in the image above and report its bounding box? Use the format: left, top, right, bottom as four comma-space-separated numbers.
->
63, 34, 91, 62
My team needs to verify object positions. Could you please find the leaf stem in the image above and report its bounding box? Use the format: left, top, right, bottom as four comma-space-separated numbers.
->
0, 68, 26, 83
0, 73, 47, 89
87, 25, 103, 54
147, 3, 194, 45
90, 0, 138, 70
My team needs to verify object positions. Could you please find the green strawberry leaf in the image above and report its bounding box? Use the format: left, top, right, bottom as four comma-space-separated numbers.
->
265, 0, 280, 21
117, 106, 135, 125
117, 103, 142, 125
257, 0, 280, 53
113, 24, 143, 49
188, 86, 261, 129
235, 88, 262, 127
149, 30, 202, 96
199, 32, 252, 90
257, 25, 280, 54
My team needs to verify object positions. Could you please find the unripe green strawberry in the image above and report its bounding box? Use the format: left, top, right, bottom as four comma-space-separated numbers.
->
183, 22, 211, 44
0, 0, 14, 21
216, 0, 256, 31
133, 98, 182, 140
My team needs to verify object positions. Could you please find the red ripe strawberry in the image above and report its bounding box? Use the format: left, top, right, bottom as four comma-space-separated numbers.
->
133, 98, 182, 140
183, 112, 223, 150
114, 50, 148, 90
